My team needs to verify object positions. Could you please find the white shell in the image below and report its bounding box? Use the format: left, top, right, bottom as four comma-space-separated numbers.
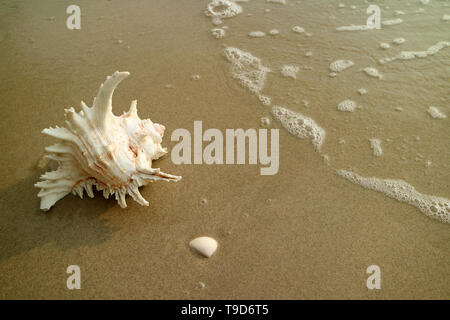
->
189, 237, 218, 258
35, 71, 181, 210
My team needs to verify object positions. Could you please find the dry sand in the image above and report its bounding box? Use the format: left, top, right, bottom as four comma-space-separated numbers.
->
0, 0, 449, 299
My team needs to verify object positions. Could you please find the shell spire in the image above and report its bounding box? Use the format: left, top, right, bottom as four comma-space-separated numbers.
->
91, 71, 129, 129
35, 71, 181, 211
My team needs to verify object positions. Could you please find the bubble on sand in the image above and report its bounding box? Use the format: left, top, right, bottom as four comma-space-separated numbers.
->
271, 105, 325, 150
382, 18, 403, 26
260, 117, 271, 127
380, 42, 390, 49
427, 106, 446, 119
281, 65, 299, 79
358, 88, 368, 95
363, 67, 383, 79
211, 28, 226, 39
395, 106, 404, 112
370, 138, 383, 156
269, 29, 280, 35
337, 170, 450, 224
205, 0, 243, 20
329, 60, 354, 73
258, 94, 272, 106
249, 31, 266, 38
395, 10, 406, 15
338, 100, 357, 112
305, 51, 313, 57
191, 74, 201, 81
199, 282, 206, 289
292, 26, 305, 33
442, 14, 450, 21
393, 37, 406, 45
224, 47, 271, 95
420, 0, 430, 4
379, 41, 450, 64
212, 16, 223, 25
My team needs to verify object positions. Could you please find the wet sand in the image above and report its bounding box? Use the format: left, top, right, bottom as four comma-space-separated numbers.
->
0, 0, 449, 299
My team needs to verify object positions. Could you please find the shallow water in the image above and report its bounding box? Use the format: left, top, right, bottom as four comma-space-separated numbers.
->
0, 0, 449, 299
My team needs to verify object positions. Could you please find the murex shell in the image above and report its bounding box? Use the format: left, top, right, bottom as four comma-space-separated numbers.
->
35, 71, 181, 210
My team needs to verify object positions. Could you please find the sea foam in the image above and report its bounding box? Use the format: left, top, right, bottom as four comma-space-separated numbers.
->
427, 106, 447, 119
271, 105, 325, 150
224, 47, 271, 95
330, 60, 354, 73
337, 170, 450, 224
379, 41, 450, 64
369, 139, 383, 156
281, 65, 299, 79
338, 100, 357, 112
205, 0, 243, 20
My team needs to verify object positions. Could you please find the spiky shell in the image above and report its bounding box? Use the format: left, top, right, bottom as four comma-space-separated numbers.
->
35, 71, 181, 210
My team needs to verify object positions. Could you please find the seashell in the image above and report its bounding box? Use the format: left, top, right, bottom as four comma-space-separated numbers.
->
35, 71, 181, 211
189, 236, 218, 258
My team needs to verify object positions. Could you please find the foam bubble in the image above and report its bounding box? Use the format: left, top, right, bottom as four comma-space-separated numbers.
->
249, 31, 266, 38
281, 65, 299, 79
212, 16, 223, 25
393, 37, 406, 45
380, 42, 391, 49
329, 60, 354, 73
442, 14, 450, 21
269, 29, 280, 35
258, 94, 272, 106
337, 170, 450, 224
292, 26, 305, 33
363, 67, 383, 79
224, 47, 271, 95
427, 106, 447, 119
211, 28, 226, 39
271, 105, 325, 150
379, 41, 450, 64
260, 117, 271, 127
358, 88, 368, 95
205, 0, 243, 20
337, 100, 357, 112
395, 10, 405, 15
369, 138, 383, 156
420, 0, 430, 4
